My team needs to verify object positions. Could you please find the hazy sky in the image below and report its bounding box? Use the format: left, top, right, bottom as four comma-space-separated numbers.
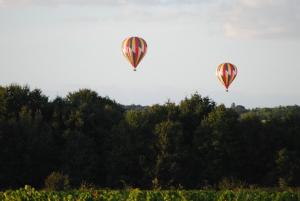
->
1, 0, 300, 108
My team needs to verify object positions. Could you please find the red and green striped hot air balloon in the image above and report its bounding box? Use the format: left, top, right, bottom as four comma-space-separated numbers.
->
216, 62, 238, 92
122, 36, 147, 71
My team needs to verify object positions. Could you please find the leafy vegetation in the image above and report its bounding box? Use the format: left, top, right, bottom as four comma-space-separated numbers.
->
1, 186, 300, 201
44, 172, 70, 191
1, 84, 300, 189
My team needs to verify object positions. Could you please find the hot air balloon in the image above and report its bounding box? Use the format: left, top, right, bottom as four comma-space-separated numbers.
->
216, 62, 238, 92
122, 36, 147, 71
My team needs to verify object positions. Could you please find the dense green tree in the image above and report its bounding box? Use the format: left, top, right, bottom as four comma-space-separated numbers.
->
107, 110, 155, 188
276, 148, 300, 186
1, 84, 300, 189
0, 86, 55, 188
153, 120, 186, 187
193, 105, 240, 185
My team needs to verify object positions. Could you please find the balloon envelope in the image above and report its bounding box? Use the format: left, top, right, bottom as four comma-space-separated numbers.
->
216, 63, 238, 91
122, 36, 147, 71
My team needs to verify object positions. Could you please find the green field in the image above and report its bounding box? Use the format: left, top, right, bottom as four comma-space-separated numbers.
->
1, 186, 300, 201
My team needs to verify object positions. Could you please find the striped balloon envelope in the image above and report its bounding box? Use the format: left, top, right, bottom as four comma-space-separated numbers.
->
122, 36, 147, 71
216, 63, 238, 92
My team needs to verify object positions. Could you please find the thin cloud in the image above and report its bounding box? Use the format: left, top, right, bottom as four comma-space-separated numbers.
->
0, 0, 210, 7
221, 0, 300, 38
1, 0, 299, 39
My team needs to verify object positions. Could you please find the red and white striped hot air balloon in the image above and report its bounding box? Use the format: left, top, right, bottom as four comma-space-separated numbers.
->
216, 62, 238, 92
122, 36, 147, 71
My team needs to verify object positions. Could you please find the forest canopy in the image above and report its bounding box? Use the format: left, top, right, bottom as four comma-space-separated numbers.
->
0, 84, 300, 189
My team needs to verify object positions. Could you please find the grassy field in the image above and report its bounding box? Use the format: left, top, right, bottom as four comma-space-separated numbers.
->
1, 185, 300, 201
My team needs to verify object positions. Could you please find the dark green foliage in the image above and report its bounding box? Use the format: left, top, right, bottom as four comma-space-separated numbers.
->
1, 84, 300, 189
2, 187, 300, 201
44, 172, 70, 190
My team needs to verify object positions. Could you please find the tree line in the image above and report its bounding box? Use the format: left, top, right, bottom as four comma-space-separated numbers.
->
0, 84, 300, 189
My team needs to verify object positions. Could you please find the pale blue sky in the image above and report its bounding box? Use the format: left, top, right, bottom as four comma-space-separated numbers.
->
1, 0, 300, 108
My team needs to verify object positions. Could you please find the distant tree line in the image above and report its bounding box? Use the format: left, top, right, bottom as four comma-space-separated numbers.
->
0, 84, 300, 189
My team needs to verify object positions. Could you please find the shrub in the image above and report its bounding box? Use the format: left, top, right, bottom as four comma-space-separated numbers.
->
44, 171, 70, 191
218, 178, 246, 190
